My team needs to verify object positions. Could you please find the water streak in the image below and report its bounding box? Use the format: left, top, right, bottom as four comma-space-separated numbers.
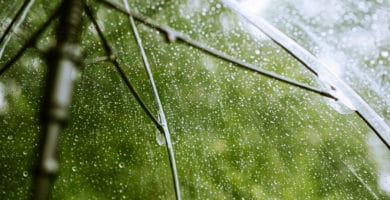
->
343, 161, 380, 200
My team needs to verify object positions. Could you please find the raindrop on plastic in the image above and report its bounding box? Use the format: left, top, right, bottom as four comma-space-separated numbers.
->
155, 112, 166, 146
156, 129, 166, 146
118, 162, 125, 168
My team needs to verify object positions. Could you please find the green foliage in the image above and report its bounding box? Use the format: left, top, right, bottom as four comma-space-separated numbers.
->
0, 0, 387, 199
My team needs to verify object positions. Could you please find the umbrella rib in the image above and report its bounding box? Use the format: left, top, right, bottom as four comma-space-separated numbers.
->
0, 5, 59, 76
97, 0, 337, 101
0, 0, 35, 59
122, 1, 182, 199
84, 4, 163, 131
100, 0, 390, 150
0, 0, 31, 43
222, 0, 390, 150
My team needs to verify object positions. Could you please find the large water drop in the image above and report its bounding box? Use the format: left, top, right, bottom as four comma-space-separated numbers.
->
156, 130, 166, 146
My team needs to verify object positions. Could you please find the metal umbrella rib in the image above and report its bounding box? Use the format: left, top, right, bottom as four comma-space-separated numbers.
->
122, 1, 182, 199
0, 0, 388, 199
99, 0, 337, 100
0, 0, 35, 59
0, 7, 59, 76
84, 4, 163, 131
222, 0, 390, 150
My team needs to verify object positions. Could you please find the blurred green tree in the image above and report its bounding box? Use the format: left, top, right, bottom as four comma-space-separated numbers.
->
0, 0, 388, 199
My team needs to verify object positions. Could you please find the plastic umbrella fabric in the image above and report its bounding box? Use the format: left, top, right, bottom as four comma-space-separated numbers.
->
1, 0, 390, 199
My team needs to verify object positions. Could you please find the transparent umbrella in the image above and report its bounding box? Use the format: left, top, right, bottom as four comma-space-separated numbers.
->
1, 0, 390, 199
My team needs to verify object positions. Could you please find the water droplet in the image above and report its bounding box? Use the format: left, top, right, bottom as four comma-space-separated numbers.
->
156, 130, 166, 146
166, 31, 177, 43
118, 162, 125, 168
71, 166, 77, 172
7, 135, 13, 140
23, 171, 28, 177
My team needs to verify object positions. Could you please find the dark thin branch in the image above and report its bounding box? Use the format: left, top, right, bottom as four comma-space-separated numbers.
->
84, 4, 163, 131
98, 0, 336, 100
0, 6, 59, 76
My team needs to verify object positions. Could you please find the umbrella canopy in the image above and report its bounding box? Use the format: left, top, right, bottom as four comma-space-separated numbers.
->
1, 0, 390, 199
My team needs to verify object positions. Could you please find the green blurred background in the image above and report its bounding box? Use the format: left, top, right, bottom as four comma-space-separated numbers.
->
1, 0, 389, 199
